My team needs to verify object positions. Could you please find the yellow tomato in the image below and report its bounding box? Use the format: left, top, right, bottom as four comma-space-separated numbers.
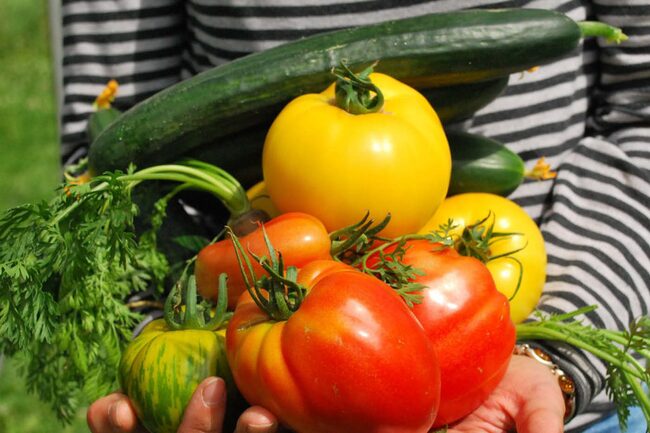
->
246, 181, 280, 218
262, 72, 451, 238
418, 193, 547, 324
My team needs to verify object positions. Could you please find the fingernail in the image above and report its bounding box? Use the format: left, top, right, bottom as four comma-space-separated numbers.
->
201, 377, 225, 407
246, 422, 277, 433
108, 399, 127, 432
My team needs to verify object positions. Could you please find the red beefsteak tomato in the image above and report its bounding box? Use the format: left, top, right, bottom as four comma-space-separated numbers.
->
366, 239, 516, 427
226, 259, 441, 433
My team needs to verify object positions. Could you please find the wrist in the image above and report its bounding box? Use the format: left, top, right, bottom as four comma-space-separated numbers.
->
514, 343, 577, 422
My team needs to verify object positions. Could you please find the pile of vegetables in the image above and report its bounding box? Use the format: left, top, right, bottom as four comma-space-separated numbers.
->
1, 7, 644, 433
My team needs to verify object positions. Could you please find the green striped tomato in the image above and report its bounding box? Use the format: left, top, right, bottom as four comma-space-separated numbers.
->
118, 319, 235, 433
118, 274, 238, 433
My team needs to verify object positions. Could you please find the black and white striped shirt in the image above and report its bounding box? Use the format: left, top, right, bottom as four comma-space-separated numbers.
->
60, 0, 650, 430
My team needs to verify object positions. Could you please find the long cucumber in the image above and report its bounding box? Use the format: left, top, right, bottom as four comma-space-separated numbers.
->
88, 9, 620, 174
422, 76, 509, 124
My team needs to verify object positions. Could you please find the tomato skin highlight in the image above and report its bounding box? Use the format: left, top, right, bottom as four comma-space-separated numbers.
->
418, 192, 547, 323
226, 265, 441, 433
263, 72, 451, 238
195, 212, 332, 308
366, 240, 516, 427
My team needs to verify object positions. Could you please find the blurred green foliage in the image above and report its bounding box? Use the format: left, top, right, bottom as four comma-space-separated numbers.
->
0, 0, 88, 432
0, 0, 60, 211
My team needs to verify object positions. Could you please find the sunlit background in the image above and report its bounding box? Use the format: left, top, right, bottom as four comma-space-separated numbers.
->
0, 0, 88, 431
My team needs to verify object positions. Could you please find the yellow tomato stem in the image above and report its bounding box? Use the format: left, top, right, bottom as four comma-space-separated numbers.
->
333, 62, 384, 114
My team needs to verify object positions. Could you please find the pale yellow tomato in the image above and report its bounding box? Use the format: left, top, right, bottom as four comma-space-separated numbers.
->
419, 193, 546, 323
246, 181, 280, 218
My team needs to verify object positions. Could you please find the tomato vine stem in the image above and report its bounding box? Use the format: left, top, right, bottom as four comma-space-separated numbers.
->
227, 226, 306, 321
333, 62, 384, 114
164, 273, 230, 331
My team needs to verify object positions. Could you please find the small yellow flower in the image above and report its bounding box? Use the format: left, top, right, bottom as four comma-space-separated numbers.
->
525, 157, 557, 180
93, 79, 119, 109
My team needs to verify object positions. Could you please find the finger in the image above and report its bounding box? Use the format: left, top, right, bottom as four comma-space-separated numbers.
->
87, 393, 142, 433
234, 406, 279, 433
514, 382, 565, 433
177, 377, 227, 433
516, 406, 564, 433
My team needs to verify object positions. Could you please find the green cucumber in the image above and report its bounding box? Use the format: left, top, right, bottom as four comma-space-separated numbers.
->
87, 107, 121, 142
447, 130, 525, 197
422, 76, 509, 124
88, 9, 618, 174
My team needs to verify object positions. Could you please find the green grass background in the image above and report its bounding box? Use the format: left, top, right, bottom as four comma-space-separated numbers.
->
0, 0, 89, 431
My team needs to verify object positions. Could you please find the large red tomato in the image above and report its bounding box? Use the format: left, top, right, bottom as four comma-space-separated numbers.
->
226, 261, 441, 433
366, 239, 516, 427
195, 212, 332, 308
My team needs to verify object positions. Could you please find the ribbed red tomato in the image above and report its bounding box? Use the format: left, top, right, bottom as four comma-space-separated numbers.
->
226, 260, 441, 433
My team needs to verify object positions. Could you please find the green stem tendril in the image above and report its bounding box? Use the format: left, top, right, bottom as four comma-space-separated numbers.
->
227, 225, 306, 321
329, 212, 392, 260
333, 61, 384, 114
164, 273, 230, 331
331, 215, 454, 306
578, 21, 628, 44
452, 212, 526, 302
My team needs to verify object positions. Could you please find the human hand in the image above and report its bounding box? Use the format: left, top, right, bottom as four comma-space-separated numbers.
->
87, 377, 279, 433
447, 354, 566, 433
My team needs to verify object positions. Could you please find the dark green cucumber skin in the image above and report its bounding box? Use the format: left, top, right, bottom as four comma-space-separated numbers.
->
447, 130, 525, 197
186, 126, 269, 190
422, 76, 509, 124
86, 107, 122, 142
88, 8, 581, 174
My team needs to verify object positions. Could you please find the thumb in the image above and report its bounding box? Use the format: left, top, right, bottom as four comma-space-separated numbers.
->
177, 377, 227, 433
514, 385, 565, 433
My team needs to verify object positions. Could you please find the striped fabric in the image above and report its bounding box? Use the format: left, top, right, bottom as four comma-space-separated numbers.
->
59, 0, 650, 430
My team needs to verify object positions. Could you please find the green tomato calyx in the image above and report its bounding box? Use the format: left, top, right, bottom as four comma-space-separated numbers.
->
333, 61, 384, 115
164, 274, 230, 331
452, 212, 525, 302
228, 226, 306, 321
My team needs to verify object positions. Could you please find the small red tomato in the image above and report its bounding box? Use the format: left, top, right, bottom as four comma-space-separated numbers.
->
195, 212, 332, 308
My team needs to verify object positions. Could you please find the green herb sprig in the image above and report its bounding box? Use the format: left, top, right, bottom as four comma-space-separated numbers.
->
0, 169, 168, 421
517, 307, 650, 431
0, 160, 259, 423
